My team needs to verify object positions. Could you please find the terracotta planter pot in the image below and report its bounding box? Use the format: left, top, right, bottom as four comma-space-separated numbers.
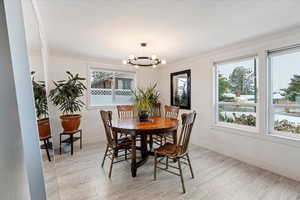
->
60, 114, 81, 132
37, 118, 51, 139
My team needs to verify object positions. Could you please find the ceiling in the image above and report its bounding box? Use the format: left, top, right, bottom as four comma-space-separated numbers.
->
33, 0, 300, 63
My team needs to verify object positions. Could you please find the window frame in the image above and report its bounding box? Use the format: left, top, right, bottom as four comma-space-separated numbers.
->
267, 46, 300, 139
214, 56, 259, 132
86, 66, 137, 108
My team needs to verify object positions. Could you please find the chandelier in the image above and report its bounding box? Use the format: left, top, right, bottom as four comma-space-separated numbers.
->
122, 43, 166, 68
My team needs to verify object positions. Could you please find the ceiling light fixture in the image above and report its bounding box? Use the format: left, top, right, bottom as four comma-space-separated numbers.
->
122, 43, 166, 68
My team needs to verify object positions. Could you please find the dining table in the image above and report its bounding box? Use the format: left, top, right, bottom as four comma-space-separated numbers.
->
111, 116, 179, 177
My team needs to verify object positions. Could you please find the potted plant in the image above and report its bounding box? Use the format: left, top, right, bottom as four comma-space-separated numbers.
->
49, 71, 86, 132
132, 83, 160, 122
32, 72, 51, 138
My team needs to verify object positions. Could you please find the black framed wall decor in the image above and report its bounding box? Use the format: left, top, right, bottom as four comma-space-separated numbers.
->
170, 69, 191, 110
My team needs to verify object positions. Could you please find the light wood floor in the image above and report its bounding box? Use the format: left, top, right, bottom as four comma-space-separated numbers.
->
43, 140, 300, 200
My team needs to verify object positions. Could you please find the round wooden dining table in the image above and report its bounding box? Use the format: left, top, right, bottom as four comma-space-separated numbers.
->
111, 116, 179, 177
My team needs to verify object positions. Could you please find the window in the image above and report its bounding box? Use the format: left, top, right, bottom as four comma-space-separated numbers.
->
269, 47, 300, 138
215, 57, 258, 129
88, 68, 136, 106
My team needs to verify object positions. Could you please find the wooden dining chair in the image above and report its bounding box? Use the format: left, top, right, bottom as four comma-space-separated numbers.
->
151, 105, 179, 148
100, 110, 132, 178
163, 105, 180, 143
117, 105, 135, 119
148, 103, 162, 149
117, 105, 136, 139
164, 105, 180, 119
154, 111, 196, 193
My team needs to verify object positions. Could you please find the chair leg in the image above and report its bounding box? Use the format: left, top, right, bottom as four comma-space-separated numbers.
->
114, 148, 118, 157
108, 151, 115, 178
125, 148, 127, 160
154, 152, 158, 180
101, 145, 108, 167
178, 159, 186, 193
166, 156, 169, 169
186, 153, 194, 178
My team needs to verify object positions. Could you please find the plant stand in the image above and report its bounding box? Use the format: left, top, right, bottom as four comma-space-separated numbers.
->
59, 129, 82, 155
40, 136, 52, 161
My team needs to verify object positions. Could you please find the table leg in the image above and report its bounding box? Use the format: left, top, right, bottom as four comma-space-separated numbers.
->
131, 133, 137, 177
149, 135, 153, 151
140, 134, 148, 159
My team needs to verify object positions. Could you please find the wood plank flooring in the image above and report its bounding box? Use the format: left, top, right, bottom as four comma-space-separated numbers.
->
43, 140, 300, 200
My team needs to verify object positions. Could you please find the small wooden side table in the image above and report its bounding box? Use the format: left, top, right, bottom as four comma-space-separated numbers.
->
40, 136, 52, 161
59, 129, 82, 155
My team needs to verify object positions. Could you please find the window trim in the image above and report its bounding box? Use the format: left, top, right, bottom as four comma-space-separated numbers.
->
213, 56, 259, 131
267, 47, 300, 137
86, 66, 137, 108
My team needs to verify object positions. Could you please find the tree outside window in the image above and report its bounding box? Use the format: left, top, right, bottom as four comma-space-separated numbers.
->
216, 57, 257, 128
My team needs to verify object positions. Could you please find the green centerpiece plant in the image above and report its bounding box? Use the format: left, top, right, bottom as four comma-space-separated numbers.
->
132, 83, 160, 121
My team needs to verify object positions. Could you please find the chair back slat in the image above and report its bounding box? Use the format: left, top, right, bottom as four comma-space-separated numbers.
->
164, 105, 179, 119
100, 110, 114, 145
150, 103, 161, 117
117, 105, 135, 119
177, 111, 196, 155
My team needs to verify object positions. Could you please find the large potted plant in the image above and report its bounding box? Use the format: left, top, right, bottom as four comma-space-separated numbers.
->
32, 72, 51, 138
132, 83, 160, 122
49, 71, 86, 132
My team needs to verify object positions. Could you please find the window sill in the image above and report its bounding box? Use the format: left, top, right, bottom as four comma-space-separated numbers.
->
210, 123, 300, 148
212, 122, 259, 134
269, 132, 300, 141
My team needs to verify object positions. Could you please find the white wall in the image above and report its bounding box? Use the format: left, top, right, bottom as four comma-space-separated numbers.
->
1, 0, 46, 199
47, 54, 159, 148
158, 27, 300, 182
28, 51, 44, 81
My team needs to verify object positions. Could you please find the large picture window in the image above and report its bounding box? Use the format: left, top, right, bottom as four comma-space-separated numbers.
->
88, 68, 136, 106
269, 47, 300, 138
215, 57, 258, 129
